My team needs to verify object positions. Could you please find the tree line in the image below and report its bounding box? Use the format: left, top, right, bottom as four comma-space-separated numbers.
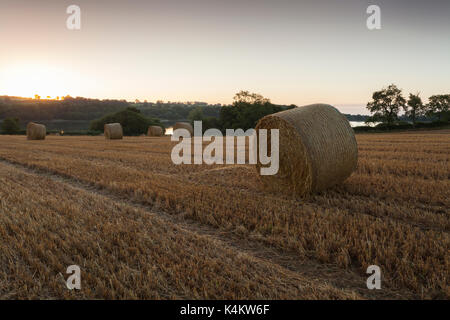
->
0, 96, 129, 121
366, 84, 449, 125
0, 96, 222, 122
0, 96, 223, 134
0, 92, 295, 134
1, 87, 448, 135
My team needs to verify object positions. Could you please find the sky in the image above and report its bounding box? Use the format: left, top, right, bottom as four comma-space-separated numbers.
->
0, 0, 449, 114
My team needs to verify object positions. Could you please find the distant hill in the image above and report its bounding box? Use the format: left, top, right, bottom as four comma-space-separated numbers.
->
0, 95, 424, 132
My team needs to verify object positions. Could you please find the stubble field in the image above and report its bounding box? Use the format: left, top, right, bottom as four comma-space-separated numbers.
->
0, 130, 448, 299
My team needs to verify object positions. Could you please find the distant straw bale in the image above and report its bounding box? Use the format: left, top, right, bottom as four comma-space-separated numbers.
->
255, 104, 358, 196
104, 123, 123, 140
173, 122, 194, 136
148, 126, 164, 137
26, 122, 46, 140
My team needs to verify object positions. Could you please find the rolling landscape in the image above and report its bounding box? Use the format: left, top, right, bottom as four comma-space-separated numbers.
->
0, 130, 448, 299
0, 0, 449, 305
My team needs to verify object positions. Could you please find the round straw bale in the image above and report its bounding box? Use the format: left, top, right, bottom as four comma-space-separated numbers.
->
255, 104, 357, 196
26, 122, 46, 140
104, 123, 123, 140
148, 125, 164, 136
173, 122, 193, 136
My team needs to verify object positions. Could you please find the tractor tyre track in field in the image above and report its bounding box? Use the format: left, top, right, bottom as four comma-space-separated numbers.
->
0, 157, 411, 299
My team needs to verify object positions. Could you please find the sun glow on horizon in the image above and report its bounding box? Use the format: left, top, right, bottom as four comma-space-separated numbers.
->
0, 63, 77, 99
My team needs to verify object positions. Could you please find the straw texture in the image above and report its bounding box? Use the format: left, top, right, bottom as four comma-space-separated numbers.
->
104, 123, 123, 140
255, 104, 358, 196
173, 122, 194, 136
148, 126, 164, 136
26, 122, 46, 140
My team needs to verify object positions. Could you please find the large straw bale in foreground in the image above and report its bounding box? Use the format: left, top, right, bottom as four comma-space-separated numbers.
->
26, 122, 46, 140
148, 126, 164, 136
173, 122, 194, 136
104, 123, 123, 140
255, 104, 357, 196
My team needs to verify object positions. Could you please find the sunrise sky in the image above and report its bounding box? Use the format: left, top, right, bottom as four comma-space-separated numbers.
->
0, 0, 449, 114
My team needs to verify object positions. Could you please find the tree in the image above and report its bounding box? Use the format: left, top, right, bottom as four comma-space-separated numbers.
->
404, 93, 425, 124
364, 114, 382, 125
126, 106, 141, 113
90, 107, 162, 136
188, 107, 204, 124
219, 91, 290, 130
233, 91, 271, 105
426, 94, 450, 121
202, 117, 221, 132
1, 118, 21, 134
367, 84, 405, 125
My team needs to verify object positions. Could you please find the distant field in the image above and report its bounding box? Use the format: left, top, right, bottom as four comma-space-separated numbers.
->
0, 130, 448, 299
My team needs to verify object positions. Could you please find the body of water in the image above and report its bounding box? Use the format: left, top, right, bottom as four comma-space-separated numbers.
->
349, 121, 379, 127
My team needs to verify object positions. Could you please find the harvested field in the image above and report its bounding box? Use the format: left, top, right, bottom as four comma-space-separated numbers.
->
0, 130, 448, 299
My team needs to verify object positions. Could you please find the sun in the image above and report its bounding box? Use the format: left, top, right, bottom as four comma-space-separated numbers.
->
0, 63, 72, 98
